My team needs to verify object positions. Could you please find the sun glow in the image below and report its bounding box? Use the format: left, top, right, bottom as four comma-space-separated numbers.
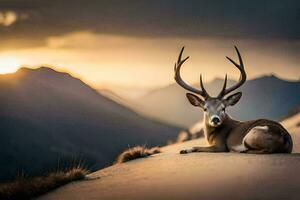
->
0, 56, 21, 74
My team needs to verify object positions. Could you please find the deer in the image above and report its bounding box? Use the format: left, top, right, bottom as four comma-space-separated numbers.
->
174, 46, 293, 154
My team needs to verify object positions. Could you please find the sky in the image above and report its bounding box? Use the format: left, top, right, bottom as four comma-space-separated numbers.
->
0, 0, 299, 95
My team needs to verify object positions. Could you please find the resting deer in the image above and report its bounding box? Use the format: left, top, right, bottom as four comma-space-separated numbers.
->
174, 46, 293, 154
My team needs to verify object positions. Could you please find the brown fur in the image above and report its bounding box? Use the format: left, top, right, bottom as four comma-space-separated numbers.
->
0, 167, 88, 200
115, 146, 161, 164
181, 115, 293, 154
225, 118, 292, 153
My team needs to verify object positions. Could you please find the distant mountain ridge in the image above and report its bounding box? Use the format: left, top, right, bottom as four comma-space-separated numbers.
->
132, 75, 300, 127
0, 67, 179, 181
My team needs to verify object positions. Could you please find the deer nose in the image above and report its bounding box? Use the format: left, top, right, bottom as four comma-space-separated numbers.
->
211, 115, 221, 125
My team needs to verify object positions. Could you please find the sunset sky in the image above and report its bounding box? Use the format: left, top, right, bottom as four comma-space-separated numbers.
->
0, 0, 299, 95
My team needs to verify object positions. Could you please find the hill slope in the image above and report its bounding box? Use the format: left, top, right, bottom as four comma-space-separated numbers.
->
39, 116, 300, 200
0, 67, 179, 181
133, 76, 300, 127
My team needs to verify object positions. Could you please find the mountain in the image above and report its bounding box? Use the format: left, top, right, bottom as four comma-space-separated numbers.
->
99, 88, 136, 109
133, 75, 300, 127
0, 67, 179, 181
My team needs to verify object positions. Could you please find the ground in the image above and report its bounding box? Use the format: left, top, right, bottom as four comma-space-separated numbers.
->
40, 114, 300, 200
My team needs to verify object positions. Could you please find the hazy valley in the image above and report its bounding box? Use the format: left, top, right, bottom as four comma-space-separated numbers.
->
122, 76, 300, 127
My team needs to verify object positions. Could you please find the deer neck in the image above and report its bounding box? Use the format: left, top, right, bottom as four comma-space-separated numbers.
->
203, 114, 236, 144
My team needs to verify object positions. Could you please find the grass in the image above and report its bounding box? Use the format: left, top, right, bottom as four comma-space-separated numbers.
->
0, 167, 88, 200
115, 146, 161, 164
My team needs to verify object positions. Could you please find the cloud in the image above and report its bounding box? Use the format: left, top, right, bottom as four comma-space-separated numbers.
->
0, 0, 299, 49
0, 11, 17, 26
2, 31, 299, 88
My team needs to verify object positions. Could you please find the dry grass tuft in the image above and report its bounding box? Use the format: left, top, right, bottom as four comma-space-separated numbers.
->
115, 146, 161, 164
0, 167, 88, 200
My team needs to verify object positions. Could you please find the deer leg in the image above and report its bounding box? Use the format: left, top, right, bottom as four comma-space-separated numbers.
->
180, 146, 226, 154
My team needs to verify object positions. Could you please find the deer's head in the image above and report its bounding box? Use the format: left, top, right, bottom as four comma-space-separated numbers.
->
174, 46, 246, 127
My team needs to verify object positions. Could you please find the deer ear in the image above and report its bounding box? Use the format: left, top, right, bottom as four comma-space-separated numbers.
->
224, 92, 242, 106
186, 93, 205, 107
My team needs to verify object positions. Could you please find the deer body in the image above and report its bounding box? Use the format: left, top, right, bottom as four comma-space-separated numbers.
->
174, 46, 293, 154
190, 115, 293, 154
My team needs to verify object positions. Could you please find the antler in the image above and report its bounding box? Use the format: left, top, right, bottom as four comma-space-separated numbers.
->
174, 47, 210, 99
217, 46, 247, 98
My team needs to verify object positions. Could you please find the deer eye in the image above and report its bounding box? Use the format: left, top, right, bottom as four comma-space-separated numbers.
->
203, 108, 207, 112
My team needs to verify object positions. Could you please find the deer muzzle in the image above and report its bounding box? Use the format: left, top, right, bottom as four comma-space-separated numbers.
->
210, 115, 221, 127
